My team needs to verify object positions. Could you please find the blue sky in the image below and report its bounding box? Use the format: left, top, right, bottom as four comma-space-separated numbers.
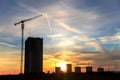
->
0, 0, 120, 74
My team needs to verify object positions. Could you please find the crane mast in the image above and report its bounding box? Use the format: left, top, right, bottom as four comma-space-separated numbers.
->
14, 14, 42, 74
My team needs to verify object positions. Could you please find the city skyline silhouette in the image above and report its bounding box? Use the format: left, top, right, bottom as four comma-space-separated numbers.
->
0, 0, 120, 76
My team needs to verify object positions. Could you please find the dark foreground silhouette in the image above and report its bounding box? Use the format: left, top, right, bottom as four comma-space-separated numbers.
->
0, 72, 120, 80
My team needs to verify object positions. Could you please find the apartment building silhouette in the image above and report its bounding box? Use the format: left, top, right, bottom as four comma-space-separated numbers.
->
24, 37, 43, 74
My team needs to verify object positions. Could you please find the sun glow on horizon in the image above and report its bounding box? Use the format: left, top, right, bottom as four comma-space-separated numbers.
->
57, 62, 67, 71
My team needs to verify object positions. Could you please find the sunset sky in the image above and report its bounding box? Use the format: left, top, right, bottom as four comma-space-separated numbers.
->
0, 0, 120, 74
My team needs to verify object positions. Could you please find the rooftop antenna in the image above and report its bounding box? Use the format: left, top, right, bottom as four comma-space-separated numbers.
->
14, 14, 42, 74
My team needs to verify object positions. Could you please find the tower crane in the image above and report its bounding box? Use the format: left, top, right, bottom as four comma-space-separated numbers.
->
14, 14, 42, 74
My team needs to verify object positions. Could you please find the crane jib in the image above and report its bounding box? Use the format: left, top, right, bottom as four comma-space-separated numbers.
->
14, 14, 42, 25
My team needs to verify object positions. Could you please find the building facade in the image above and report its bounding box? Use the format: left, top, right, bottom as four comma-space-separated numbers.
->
97, 68, 104, 72
86, 66, 93, 73
66, 64, 72, 73
75, 67, 81, 73
24, 37, 43, 74
55, 67, 61, 73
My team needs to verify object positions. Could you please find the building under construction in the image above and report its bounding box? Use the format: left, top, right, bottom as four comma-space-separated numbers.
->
24, 37, 43, 74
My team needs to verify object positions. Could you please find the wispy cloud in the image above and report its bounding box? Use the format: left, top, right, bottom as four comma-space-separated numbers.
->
99, 32, 120, 44
0, 42, 16, 48
18, 3, 41, 14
